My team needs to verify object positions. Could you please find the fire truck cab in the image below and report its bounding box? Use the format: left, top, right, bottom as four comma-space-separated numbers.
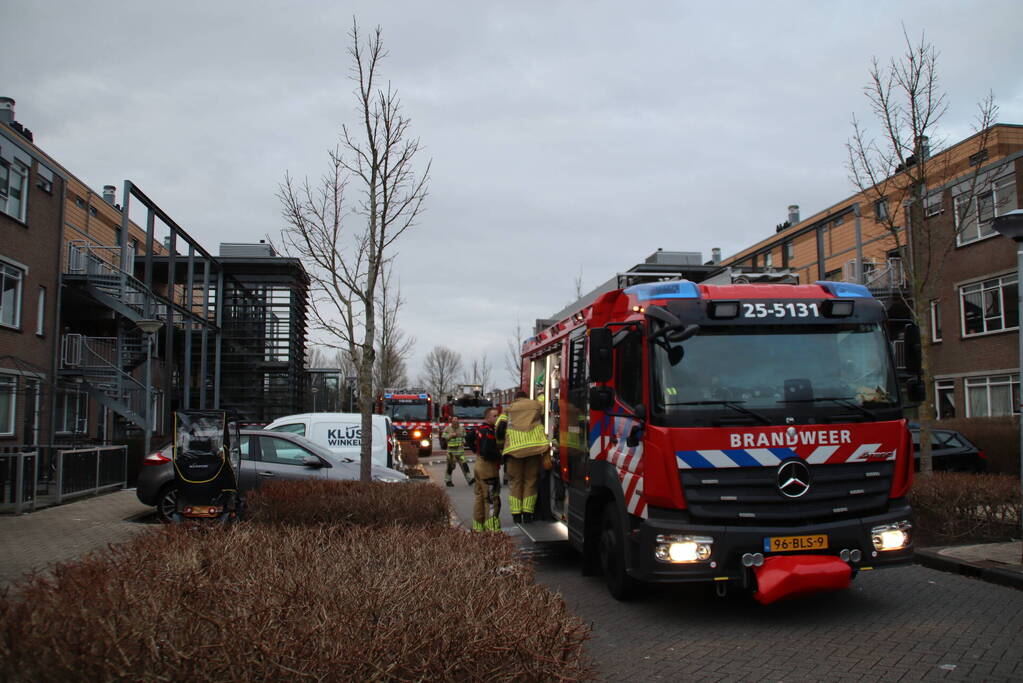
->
440, 384, 495, 449
522, 278, 920, 603
377, 390, 434, 458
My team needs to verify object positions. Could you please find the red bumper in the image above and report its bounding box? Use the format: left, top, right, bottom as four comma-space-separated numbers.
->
753, 555, 852, 605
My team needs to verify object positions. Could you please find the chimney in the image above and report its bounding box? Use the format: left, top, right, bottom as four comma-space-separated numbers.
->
102, 185, 116, 205
917, 135, 930, 160
787, 205, 800, 225
0, 97, 13, 126
711, 247, 722, 264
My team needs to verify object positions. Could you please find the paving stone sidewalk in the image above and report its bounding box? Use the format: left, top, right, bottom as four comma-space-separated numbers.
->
0, 489, 154, 589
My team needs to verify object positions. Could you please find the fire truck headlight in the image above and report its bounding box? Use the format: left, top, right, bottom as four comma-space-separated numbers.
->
412, 429, 422, 438
419, 439, 431, 448
871, 521, 911, 551
655, 535, 713, 563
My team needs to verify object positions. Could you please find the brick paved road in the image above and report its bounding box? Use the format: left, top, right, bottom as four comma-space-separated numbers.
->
0, 489, 153, 589
431, 460, 1023, 682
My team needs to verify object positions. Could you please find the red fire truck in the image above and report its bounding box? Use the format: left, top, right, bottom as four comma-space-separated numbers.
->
439, 384, 496, 449
377, 390, 434, 458
520, 278, 920, 603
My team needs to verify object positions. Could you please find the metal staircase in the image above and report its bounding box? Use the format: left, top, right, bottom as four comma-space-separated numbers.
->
60, 334, 148, 429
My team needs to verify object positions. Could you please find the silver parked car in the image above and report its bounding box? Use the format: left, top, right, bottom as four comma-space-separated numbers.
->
137, 429, 408, 522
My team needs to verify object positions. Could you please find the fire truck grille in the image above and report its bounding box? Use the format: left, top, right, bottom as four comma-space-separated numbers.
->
679, 462, 894, 525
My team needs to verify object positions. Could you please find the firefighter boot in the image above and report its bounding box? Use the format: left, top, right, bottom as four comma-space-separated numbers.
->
522, 512, 534, 524
512, 513, 522, 523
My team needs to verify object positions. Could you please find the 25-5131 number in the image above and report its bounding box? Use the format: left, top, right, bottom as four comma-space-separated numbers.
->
742, 302, 820, 318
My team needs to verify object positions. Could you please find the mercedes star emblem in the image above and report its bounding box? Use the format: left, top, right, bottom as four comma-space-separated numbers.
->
777, 459, 811, 498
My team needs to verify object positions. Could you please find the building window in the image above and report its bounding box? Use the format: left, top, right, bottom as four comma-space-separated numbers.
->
960, 274, 1018, 337
935, 379, 955, 419
965, 374, 1020, 417
0, 159, 29, 222
784, 241, 794, 263
36, 286, 45, 336
55, 390, 88, 433
874, 198, 889, 221
930, 300, 941, 342
0, 375, 15, 435
36, 165, 54, 194
825, 268, 842, 281
924, 191, 943, 217
955, 173, 1018, 246
74, 195, 86, 209
763, 252, 773, 268
0, 260, 24, 329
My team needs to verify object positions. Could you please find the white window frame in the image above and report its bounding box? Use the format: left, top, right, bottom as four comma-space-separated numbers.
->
0, 375, 15, 436
55, 389, 88, 434
36, 286, 45, 336
930, 299, 942, 342
955, 172, 1017, 246
935, 379, 955, 419
923, 190, 943, 218
0, 158, 29, 222
0, 257, 25, 329
959, 273, 1019, 338
965, 374, 1020, 417
763, 251, 773, 268
784, 241, 794, 262
874, 198, 889, 221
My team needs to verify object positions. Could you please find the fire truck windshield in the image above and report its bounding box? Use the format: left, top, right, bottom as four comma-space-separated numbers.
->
453, 405, 490, 419
652, 323, 899, 421
387, 403, 429, 421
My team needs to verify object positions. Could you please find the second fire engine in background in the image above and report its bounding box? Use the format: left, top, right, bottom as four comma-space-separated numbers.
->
376, 390, 434, 459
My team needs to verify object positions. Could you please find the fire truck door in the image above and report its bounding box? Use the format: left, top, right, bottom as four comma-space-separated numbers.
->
566, 334, 589, 495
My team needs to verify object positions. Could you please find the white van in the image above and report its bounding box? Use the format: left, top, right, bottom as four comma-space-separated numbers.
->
264, 413, 393, 469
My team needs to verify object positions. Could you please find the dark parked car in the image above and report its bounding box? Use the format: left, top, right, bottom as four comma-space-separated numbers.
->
909, 425, 986, 472
137, 429, 408, 522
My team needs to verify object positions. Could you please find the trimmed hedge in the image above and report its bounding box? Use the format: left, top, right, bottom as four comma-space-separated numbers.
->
910, 472, 1021, 545
935, 417, 1019, 476
245, 479, 450, 527
0, 481, 594, 681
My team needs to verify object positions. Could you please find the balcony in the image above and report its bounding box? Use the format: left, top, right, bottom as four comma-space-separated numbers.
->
64, 241, 168, 322
842, 258, 907, 298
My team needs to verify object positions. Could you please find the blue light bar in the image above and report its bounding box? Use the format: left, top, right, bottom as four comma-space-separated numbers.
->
384, 394, 392, 399
815, 281, 873, 298
419, 393, 427, 399
624, 280, 700, 301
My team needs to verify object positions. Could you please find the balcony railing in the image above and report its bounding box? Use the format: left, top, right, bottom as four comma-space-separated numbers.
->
65, 241, 168, 320
843, 258, 907, 293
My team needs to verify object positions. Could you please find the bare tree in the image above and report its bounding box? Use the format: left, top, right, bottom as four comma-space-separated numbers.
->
419, 346, 463, 404
374, 262, 415, 394
504, 318, 525, 388
466, 353, 493, 393
573, 266, 585, 300
277, 21, 430, 481
847, 29, 999, 475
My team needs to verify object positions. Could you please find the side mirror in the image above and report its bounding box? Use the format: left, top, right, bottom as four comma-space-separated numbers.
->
906, 379, 925, 403
302, 455, 324, 468
903, 323, 922, 375
589, 386, 614, 411
667, 324, 700, 343
588, 327, 613, 383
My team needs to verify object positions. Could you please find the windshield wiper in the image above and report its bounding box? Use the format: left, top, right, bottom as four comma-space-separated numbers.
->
777, 396, 879, 419
667, 400, 772, 425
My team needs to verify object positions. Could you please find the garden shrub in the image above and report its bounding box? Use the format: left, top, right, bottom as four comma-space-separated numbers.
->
244, 478, 450, 527
910, 471, 1021, 544
935, 416, 1019, 476
0, 524, 593, 681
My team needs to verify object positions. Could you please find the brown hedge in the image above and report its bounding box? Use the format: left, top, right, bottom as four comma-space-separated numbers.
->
0, 524, 593, 682
244, 478, 450, 527
910, 471, 1021, 544
934, 417, 1019, 476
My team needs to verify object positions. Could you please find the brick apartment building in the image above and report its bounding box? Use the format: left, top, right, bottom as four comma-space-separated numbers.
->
721, 124, 1023, 421
1, 97, 309, 507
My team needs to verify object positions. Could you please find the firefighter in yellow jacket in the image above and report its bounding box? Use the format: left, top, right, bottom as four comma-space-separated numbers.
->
441, 416, 473, 487
503, 390, 548, 523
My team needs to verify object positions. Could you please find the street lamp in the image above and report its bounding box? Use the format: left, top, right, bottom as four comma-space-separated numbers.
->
991, 209, 1023, 563
135, 319, 163, 461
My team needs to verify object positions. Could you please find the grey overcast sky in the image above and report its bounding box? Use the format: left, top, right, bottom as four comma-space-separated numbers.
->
4, 1, 1023, 388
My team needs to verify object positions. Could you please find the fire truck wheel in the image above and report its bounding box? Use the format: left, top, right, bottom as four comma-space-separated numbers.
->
600, 504, 642, 601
